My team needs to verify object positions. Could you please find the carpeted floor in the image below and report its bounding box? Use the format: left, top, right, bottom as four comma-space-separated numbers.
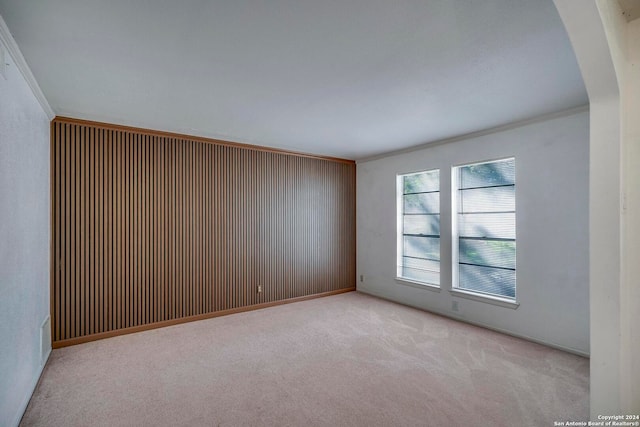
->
21, 292, 589, 426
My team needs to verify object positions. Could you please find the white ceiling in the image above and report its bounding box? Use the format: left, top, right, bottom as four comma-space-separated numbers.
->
0, 0, 586, 160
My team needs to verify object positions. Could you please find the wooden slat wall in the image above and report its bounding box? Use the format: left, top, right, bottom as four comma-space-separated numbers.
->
51, 118, 356, 347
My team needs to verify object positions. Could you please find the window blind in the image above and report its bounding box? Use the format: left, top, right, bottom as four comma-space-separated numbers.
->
456, 159, 515, 299
399, 170, 440, 285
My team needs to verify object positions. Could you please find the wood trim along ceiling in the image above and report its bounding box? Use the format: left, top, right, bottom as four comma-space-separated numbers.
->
54, 116, 354, 164
51, 118, 356, 347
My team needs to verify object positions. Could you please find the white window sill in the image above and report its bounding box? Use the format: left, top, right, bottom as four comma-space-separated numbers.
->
395, 277, 441, 292
449, 288, 519, 309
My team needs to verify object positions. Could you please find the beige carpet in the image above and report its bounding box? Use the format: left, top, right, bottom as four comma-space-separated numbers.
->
21, 292, 588, 426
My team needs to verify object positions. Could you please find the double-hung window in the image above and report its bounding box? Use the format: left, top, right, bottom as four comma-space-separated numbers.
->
452, 158, 516, 300
397, 169, 440, 286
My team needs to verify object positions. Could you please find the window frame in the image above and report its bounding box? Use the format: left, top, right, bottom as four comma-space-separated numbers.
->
396, 168, 441, 289
451, 157, 517, 304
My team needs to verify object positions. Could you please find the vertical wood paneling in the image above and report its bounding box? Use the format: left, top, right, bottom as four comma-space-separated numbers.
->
51, 117, 356, 346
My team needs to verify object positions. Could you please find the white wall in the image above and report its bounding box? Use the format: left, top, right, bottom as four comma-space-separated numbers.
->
554, 0, 640, 413
0, 33, 51, 426
357, 110, 589, 355
620, 15, 640, 414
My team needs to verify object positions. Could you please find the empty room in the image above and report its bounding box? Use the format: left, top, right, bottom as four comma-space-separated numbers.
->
1, 1, 638, 426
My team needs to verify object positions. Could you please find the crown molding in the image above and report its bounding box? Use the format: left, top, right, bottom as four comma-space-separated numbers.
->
356, 104, 590, 163
0, 14, 54, 120
53, 116, 356, 164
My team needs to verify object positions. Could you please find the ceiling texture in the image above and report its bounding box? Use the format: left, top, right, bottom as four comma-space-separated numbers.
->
0, 0, 587, 159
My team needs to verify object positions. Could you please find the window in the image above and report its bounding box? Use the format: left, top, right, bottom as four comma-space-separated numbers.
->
452, 158, 516, 300
397, 169, 440, 286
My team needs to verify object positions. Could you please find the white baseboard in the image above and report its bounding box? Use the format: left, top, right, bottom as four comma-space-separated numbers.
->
356, 288, 590, 358
11, 320, 52, 427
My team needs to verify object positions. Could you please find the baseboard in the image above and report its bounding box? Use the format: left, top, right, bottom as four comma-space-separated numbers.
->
356, 288, 590, 358
53, 287, 356, 349
12, 345, 51, 427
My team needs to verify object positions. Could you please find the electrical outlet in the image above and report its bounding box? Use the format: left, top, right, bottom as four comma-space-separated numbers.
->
257, 285, 262, 293
360, 274, 364, 282
452, 301, 459, 312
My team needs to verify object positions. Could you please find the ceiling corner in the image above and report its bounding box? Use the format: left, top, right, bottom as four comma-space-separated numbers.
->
0, 13, 55, 119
